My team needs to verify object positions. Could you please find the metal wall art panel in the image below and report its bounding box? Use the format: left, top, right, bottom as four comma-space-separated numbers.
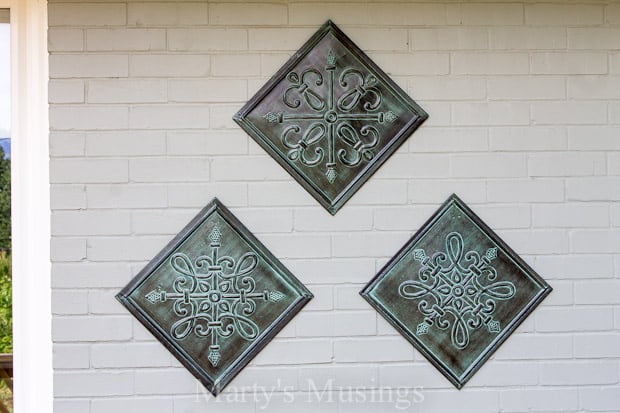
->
234, 20, 428, 215
361, 194, 552, 389
116, 198, 313, 396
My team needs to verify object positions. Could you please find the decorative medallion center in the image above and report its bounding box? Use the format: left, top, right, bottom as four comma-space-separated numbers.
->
265, 50, 398, 184
145, 226, 285, 367
399, 232, 516, 350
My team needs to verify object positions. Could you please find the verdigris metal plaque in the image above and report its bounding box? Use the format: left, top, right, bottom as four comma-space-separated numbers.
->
361, 194, 552, 389
234, 20, 428, 215
116, 198, 312, 396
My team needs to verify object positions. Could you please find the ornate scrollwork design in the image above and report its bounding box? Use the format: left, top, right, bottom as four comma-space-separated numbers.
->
284, 69, 326, 111
399, 232, 516, 350
336, 124, 379, 166
282, 123, 326, 166
338, 69, 382, 112
144, 226, 285, 367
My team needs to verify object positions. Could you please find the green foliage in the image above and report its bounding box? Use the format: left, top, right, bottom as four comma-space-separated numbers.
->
0, 148, 9, 252
0, 252, 10, 353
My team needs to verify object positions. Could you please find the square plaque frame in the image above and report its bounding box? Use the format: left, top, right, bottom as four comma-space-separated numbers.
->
361, 194, 552, 389
117, 198, 313, 396
234, 20, 428, 215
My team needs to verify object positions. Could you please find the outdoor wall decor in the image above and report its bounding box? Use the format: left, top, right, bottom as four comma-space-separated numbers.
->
234, 20, 428, 215
116, 198, 313, 396
360, 194, 552, 389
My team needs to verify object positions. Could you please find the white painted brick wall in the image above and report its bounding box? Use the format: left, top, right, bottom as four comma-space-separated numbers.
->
48, 1, 620, 412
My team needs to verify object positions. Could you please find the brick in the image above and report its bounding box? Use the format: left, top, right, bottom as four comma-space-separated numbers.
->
335, 285, 369, 310
532, 204, 608, 228
380, 363, 448, 389
167, 130, 248, 156
412, 101, 450, 126
489, 127, 567, 151
333, 232, 411, 258
211, 54, 261, 77
84, 288, 119, 315
498, 229, 569, 254
376, 154, 451, 179
254, 339, 332, 365
468, 362, 539, 387
525, 4, 604, 26
530, 52, 608, 75
50, 54, 129, 78
92, 398, 173, 413
299, 365, 379, 391
575, 280, 620, 304
91, 343, 171, 368
50, 133, 86, 157
86, 131, 166, 156
52, 290, 88, 315
568, 76, 620, 99
129, 105, 210, 129
300, 285, 333, 310
410, 28, 488, 50
51, 184, 86, 210
580, 387, 620, 411
53, 316, 132, 342
369, 53, 450, 76
52, 262, 132, 289
535, 254, 614, 279
168, 28, 247, 51
48, 28, 84, 51
168, 79, 247, 103
258, 234, 331, 259
87, 28, 165, 51
53, 344, 90, 369
212, 157, 289, 181
289, 4, 370, 26
49, 3, 126, 27
451, 153, 527, 178
51, 106, 129, 131
612, 102, 620, 124
334, 338, 414, 362
373, 205, 438, 231
52, 210, 131, 236
209, 104, 239, 129
51, 159, 128, 184
87, 236, 169, 261
570, 230, 620, 253
488, 27, 566, 50
342, 28, 409, 51
129, 54, 210, 77
535, 307, 613, 332
495, 334, 572, 360
49, 79, 85, 104
249, 28, 315, 51
569, 28, 620, 50
285, 258, 375, 285
51, 237, 87, 262
88, 79, 166, 103
86, 184, 167, 209
210, 3, 287, 25
612, 53, 620, 74
540, 361, 618, 386
408, 77, 487, 101
474, 204, 531, 229
452, 102, 530, 126
454, 3, 523, 25
574, 334, 620, 357
408, 180, 486, 204
54, 399, 89, 413
609, 153, 620, 175
232, 366, 298, 390
167, 183, 248, 208
501, 388, 579, 412
452, 52, 529, 75
368, 3, 447, 26
488, 76, 565, 100
540, 280, 573, 306
529, 152, 606, 177
532, 102, 608, 125
348, 179, 408, 206
55, 371, 134, 397
296, 311, 376, 337
127, 2, 208, 26
613, 204, 620, 226
294, 207, 372, 232
567, 177, 620, 201
608, 3, 620, 24
129, 158, 209, 183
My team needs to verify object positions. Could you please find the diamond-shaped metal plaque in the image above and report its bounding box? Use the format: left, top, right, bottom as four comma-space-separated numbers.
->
361, 194, 552, 389
234, 20, 428, 215
116, 198, 312, 396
